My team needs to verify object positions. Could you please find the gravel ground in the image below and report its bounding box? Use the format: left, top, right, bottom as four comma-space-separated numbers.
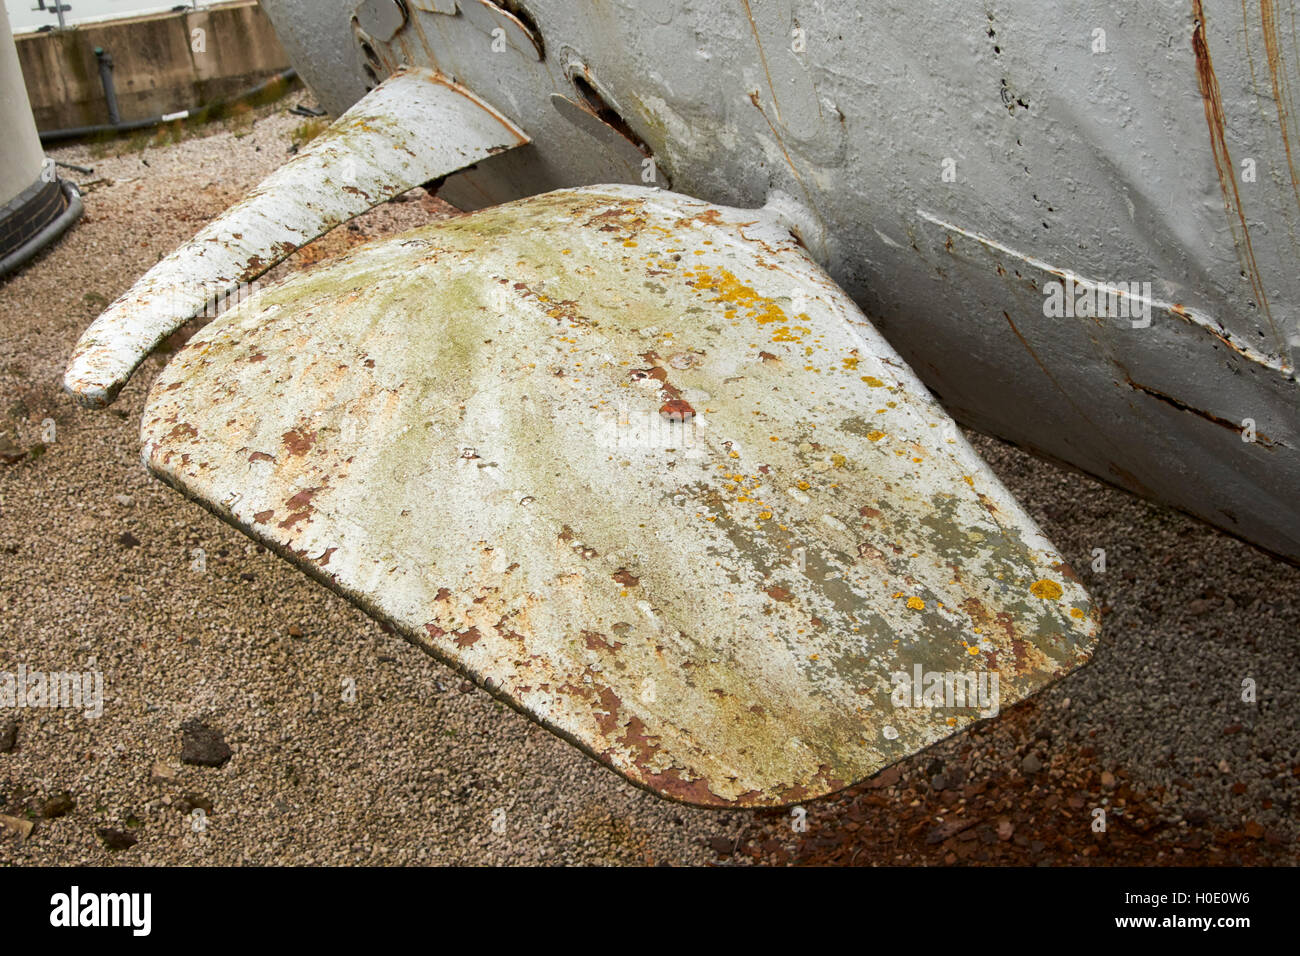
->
0, 97, 1296, 866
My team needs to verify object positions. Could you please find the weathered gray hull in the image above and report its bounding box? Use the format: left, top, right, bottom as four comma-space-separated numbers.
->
261, 0, 1300, 561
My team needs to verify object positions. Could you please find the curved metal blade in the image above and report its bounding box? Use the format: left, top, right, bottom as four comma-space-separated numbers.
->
63, 67, 528, 408
140, 186, 1098, 807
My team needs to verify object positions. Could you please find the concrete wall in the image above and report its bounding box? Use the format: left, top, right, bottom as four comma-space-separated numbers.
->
15, 1, 290, 131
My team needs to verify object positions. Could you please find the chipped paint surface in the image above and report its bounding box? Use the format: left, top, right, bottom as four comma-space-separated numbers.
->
63, 67, 528, 408
141, 186, 1097, 806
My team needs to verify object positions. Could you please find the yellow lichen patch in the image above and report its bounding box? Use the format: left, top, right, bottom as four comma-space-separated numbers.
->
1030, 579, 1064, 600
867, 430, 886, 442
1070, 607, 1086, 619
685, 265, 788, 326
861, 375, 884, 387
906, 596, 925, 610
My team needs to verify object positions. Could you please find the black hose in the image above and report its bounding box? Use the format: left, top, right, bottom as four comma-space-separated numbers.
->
38, 68, 298, 144
0, 179, 84, 280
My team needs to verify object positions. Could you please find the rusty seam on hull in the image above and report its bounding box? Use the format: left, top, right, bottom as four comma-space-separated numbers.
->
1124, 377, 1281, 447
917, 208, 1294, 376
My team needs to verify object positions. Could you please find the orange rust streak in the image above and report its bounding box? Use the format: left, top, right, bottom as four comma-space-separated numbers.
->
1241, 0, 1263, 90
739, 0, 782, 124
1191, 1, 1282, 354
403, 5, 442, 72
747, 90, 812, 197
1260, 0, 1300, 214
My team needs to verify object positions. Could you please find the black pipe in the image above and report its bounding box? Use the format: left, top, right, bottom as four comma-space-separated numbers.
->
0, 179, 84, 280
94, 47, 121, 126
39, 68, 298, 144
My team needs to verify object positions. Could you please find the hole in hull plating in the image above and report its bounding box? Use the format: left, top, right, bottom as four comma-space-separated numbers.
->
571, 74, 652, 158
486, 0, 544, 59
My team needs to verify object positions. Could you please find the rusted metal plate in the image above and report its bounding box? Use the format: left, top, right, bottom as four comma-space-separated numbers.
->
63, 66, 528, 409
141, 185, 1098, 807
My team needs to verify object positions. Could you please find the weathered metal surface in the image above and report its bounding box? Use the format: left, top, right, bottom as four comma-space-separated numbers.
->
63, 66, 528, 408
257, 0, 1300, 563
141, 186, 1098, 806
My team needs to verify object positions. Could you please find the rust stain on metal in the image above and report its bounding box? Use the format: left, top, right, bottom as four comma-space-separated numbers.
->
1259, 0, 1300, 214
1191, 0, 1282, 356
282, 427, 318, 456
740, 0, 783, 125
658, 398, 695, 422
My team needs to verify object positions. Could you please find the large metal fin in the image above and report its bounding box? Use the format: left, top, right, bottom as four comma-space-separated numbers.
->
64, 67, 528, 407
139, 185, 1098, 807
